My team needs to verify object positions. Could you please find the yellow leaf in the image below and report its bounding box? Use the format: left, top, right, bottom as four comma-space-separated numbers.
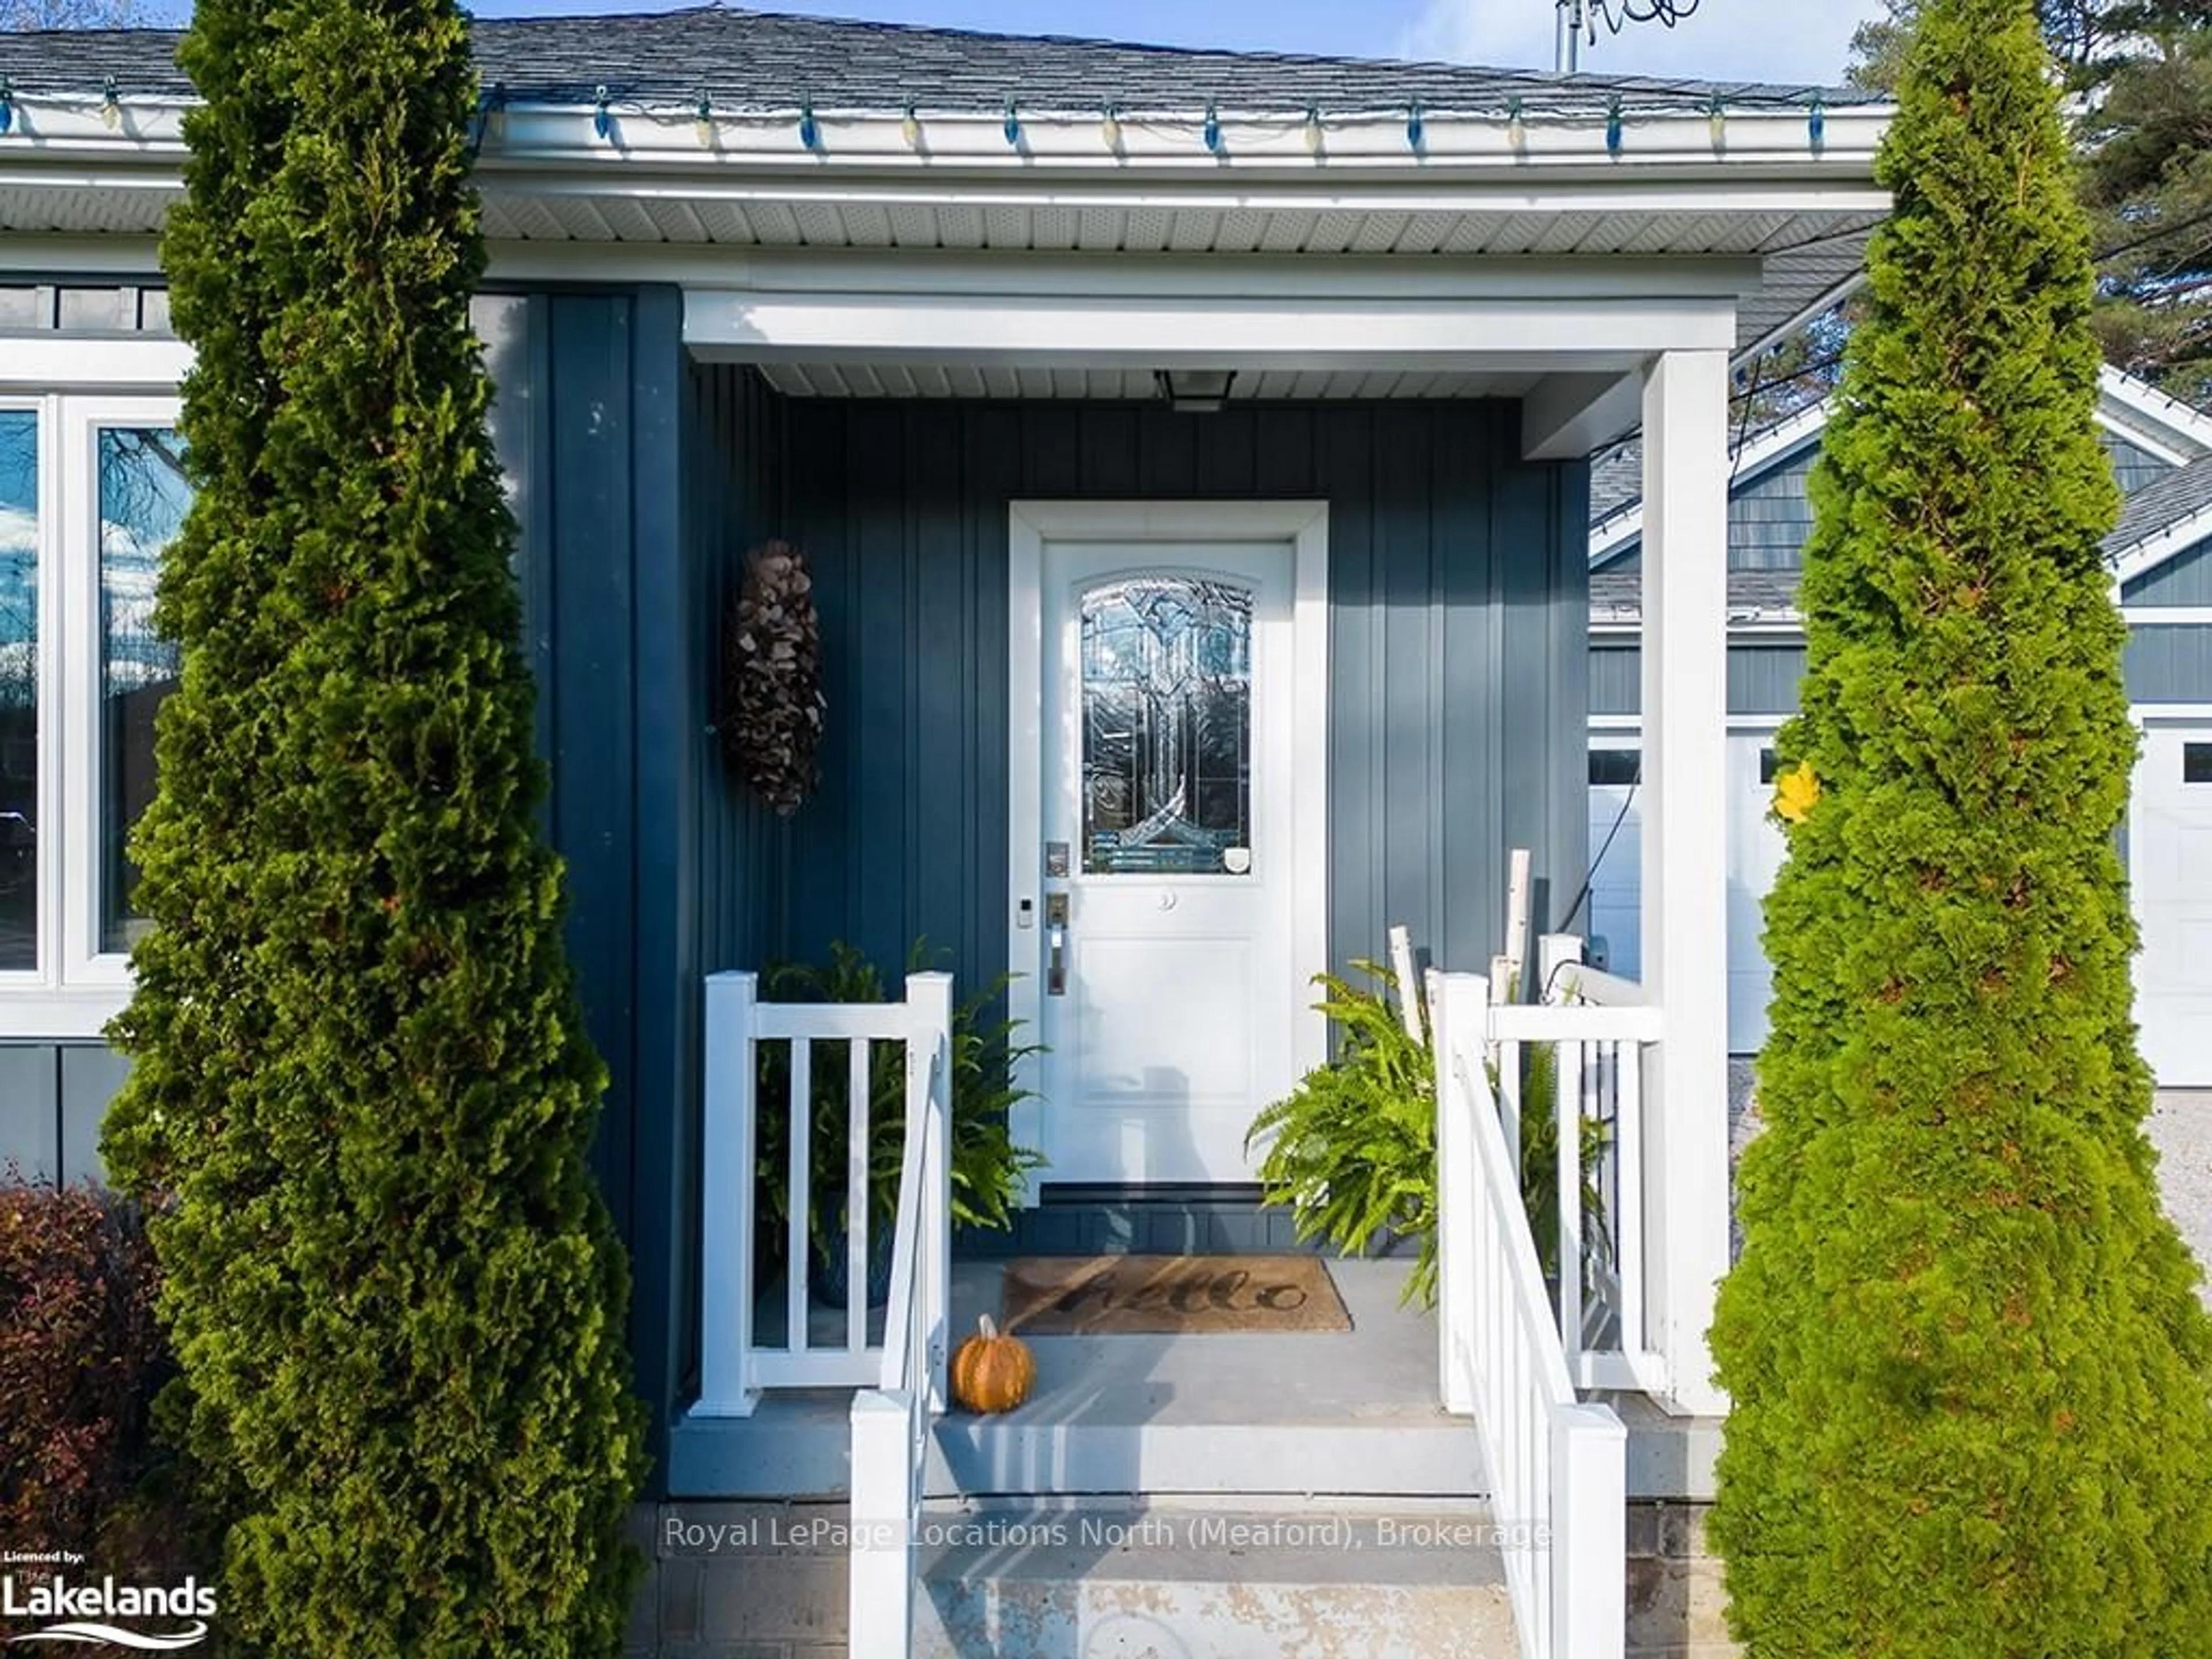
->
1774, 764, 1821, 824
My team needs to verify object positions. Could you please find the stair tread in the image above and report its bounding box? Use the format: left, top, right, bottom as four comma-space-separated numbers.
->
918, 1508, 1513, 1589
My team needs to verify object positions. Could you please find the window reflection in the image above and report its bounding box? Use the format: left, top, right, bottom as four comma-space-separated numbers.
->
1080, 576, 1252, 876
99, 427, 188, 953
0, 413, 34, 970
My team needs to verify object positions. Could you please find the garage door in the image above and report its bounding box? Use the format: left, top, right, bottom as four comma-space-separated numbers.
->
1585, 732, 1787, 1054
1586, 744, 1643, 983
2133, 724, 2212, 1088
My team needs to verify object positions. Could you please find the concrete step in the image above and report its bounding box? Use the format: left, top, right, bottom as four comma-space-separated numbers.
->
913, 1498, 1520, 1659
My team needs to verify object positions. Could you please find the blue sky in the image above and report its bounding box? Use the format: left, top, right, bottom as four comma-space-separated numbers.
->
153, 2, 1889, 88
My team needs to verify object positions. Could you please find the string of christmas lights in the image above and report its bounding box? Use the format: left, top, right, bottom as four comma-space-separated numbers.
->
0, 75, 1843, 157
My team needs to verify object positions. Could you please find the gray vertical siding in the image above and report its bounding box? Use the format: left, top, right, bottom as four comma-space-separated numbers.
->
0, 1046, 124, 1185
2125, 624, 2212, 703
1727, 448, 1819, 571
2106, 433, 2175, 497
2123, 536, 2212, 607
713, 392, 1590, 1009
1586, 641, 1811, 718
1594, 624, 2212, 724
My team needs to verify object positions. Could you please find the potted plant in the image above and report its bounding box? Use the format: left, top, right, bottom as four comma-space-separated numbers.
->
759, 941, 1044, 1307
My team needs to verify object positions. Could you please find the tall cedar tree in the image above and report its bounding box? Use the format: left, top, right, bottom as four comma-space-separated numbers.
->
1710, 1, 2212, 1653
99, 2, 645, 1653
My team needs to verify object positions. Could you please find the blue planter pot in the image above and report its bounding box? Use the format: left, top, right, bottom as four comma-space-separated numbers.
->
809, 1225, 896, 1309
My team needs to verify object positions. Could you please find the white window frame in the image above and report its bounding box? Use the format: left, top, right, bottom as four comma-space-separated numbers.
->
0, 380, 183, 1038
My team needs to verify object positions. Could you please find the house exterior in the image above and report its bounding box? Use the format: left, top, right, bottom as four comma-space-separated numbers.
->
1584, 369, 2212, 1078
0, 9, 1900, 1655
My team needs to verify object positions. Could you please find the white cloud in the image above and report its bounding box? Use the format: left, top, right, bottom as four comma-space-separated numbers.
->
0, 505, 32, 562
1399, 0, 1888, 87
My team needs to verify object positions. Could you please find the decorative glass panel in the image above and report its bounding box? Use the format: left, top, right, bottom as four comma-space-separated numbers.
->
0, 412, 36, 971
1080, 575, 1252, 876
99, 427, 189, 953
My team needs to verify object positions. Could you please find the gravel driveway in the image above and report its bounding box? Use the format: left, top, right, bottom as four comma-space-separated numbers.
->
2149, 1092, 2212, 1302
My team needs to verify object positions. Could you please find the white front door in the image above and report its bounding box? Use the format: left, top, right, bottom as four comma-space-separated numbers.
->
2133, 722, 2212, 1088
1007, 505, 1327, 1191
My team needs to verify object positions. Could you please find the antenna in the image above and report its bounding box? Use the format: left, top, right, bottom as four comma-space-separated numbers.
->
1556, 0, 1705, 74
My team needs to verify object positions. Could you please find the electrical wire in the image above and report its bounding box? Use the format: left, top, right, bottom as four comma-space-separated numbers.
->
1586, 0, 1703, 40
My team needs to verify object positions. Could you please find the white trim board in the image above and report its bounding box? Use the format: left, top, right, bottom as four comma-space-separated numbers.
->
1003, 500, 1329, 1200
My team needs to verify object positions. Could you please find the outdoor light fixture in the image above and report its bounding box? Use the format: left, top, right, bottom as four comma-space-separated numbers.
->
1156, 370, 1237, 414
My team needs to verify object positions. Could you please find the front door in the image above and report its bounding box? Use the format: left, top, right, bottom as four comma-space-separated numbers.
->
1008, 507, 1326, 1191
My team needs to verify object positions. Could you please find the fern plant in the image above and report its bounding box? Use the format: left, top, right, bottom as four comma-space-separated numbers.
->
1499, 1036, 1614, 1291
1246, 962, 1440, 1306
758, 940, 1046, 1289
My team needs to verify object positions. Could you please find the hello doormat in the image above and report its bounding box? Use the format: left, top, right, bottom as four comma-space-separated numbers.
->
999, 1254, 1351, 1336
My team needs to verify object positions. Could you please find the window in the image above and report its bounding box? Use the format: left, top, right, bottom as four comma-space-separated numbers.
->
1589, 749, 1641, 787
1080, 575, 1253, 876
97, 427, 187, 952
1759, 748, 1781, 785
0, 393, 185, 1029
2187, 743, 2212, 785
0, 411, 37, 974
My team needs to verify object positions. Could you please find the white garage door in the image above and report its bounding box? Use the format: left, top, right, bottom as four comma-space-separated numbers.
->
2133, 724, 2212, 1088
1585, 731, 1787, 1055
1586, 743, 1643, 983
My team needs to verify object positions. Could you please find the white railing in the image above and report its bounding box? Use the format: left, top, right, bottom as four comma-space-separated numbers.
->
695, 970, 955, 1417
1528, 936, 1669, 1396
849, 994, 952, 1658
1432, 969, 1626, 1659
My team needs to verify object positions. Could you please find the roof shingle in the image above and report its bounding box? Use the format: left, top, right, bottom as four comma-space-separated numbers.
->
0, 5, 1882, 115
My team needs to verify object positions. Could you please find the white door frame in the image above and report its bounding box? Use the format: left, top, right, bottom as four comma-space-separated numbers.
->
1005, 500, 1330, 1199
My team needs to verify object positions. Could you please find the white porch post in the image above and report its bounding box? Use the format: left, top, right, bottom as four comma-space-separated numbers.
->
1639, 349, 1732, 1417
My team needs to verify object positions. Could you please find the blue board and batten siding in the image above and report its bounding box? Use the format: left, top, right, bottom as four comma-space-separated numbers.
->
735, 389, 1592, 1007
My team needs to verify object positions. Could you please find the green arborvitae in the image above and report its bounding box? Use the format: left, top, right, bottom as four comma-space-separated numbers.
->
1709, 2, 2212, 1653
99, 2, 645, 1653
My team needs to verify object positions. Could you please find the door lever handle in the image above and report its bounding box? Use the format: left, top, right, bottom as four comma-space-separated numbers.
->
1044, 892, 1070, 996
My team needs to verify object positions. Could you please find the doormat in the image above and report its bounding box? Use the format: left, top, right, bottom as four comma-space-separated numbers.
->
1000, 1254, 1351, 1336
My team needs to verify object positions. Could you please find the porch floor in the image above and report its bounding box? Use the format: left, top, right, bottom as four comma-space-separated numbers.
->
934, 1256, 1490, 1499
668, 1256, 1491, 1501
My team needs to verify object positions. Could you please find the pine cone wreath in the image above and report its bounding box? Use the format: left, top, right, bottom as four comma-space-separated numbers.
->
721, 541, 827, 816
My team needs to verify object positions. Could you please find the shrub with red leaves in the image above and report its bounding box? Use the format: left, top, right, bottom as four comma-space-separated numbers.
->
0, 1169, 164, 1552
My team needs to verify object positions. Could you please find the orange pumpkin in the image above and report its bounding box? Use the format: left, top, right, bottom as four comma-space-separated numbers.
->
950, 1315, 1036, 1414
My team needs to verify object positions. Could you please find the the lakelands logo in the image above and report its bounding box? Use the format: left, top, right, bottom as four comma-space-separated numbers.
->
2, 1569, 215, 1650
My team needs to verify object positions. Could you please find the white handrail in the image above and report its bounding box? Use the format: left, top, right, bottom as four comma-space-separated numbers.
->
1433, 969, 1626, 1659
849, 997, 951, 1659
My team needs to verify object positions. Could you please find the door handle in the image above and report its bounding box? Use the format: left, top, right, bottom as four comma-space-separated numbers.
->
1044, 893, 1070, 995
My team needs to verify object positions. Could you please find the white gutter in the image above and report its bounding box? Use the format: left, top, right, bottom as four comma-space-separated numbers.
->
0, 91, 1891, 179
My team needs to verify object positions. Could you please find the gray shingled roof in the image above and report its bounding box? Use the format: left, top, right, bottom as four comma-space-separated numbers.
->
1589, 440, 1643, 524
0, 5, 1881, 113
1590, 567, 1804, 623
2109, 453, 2212, 556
